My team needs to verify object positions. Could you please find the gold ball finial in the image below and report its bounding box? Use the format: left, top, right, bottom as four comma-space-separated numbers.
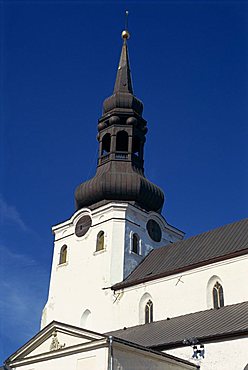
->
122, 30, 130, 40
122, 10, 130, 40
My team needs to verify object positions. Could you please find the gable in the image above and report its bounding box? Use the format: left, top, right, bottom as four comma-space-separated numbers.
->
7, 321, 106, 363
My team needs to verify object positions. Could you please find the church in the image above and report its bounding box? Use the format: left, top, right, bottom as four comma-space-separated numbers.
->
3, 27, 248, 370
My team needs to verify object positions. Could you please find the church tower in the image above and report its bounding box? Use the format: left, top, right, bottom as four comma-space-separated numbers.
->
41, 29, 184, 333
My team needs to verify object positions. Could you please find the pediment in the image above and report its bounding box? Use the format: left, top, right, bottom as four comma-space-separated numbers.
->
7, 321, 105, 362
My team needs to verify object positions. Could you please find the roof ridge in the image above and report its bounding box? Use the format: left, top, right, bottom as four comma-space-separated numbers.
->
184, 217, 248, 240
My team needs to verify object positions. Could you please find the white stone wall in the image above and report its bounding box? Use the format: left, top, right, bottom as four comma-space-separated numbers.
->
166, 337, 248, 370
8, 338, 196, 370
123, 208, 183, 278
42, 204, 125, 330
10, 347, 108, 370
42, 201, 248, 333
112, 254, 248, 328
113, 344, 196, 370
42, 203, 182, 332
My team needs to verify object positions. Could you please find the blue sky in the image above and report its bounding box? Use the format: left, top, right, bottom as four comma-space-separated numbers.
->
0, 0, 247, 362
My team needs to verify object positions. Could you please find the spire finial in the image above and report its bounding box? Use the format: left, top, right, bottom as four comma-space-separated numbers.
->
122, 10, 130, 40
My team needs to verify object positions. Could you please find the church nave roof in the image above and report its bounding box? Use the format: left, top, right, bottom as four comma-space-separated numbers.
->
107, 300, 248, 350
113, 218, 248, 290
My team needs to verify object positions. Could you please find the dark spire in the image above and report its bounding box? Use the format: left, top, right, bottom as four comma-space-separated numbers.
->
74, 28, 165, 214
113, 32, 133, 94
102, 29, 143, 117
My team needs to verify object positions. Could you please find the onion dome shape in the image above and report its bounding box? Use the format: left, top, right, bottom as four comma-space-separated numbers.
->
74, 30, 165, 214
75, 165, 164, 213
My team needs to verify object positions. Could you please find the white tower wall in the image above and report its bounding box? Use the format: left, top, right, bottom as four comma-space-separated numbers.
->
41, 202, 183, 333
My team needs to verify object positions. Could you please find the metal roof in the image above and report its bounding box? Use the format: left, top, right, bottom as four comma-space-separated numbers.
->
74, 31, 164, 214
113, 218, 248, 290
107, 301, 248, 350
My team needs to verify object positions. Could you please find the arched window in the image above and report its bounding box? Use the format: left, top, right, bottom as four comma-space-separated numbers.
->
96, 231, 104, 252
102, 133, 111, 155
132, 136, 140, 157
132, 233, 139, 254
213, 281, 224, 308
139, 293, 153, 324
116, 131, 128, 152
80, 309, 91, 328
145, 300, 153, 324
59, 245, 67, 264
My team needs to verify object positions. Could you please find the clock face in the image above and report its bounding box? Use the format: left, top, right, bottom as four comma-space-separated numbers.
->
146, 219, 162, 242
75, 215, 92, 237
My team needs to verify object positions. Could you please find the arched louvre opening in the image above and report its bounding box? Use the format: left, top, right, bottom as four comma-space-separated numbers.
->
132, 233, 139, 254
101, 133, 111, 155
213, 282, 224, 308
116, 131, 129, 152
96, 231, 104, 252
59, 245, 67, 264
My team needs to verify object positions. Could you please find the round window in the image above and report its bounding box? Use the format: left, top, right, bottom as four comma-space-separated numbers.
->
75, 215, 92, 237
146, 219, 162, 242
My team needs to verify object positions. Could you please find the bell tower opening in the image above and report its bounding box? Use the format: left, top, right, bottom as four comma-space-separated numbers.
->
101, 133, 111, 156
75, 28, 164, 213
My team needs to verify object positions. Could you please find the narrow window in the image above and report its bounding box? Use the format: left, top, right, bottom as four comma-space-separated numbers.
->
102, 133, 111, 155
59, 245, 67, 264
80, 309, 91, 328
145, 300, 153, 324
213, 282, 224, 308
96, 231, 104, 252
116, 131, 128, 152
132, 233, 139, 254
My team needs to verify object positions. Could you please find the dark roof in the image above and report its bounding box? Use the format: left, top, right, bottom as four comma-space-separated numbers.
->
107, 301, 248, 350
103, 34, 143, 116
113, 218, 248, 290
74, 31, 164, 214
114, 35, 133, 94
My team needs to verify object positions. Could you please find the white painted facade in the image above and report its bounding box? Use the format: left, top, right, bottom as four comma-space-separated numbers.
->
37, 199, 248, 370
42, 200, 248, 333
6, 322, 197, 370
41, 202, 183, 331
112, 254, 248, 327
166, 337, 248, 370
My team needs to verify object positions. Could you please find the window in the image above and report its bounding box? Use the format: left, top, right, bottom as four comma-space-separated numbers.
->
213, 282, 224, 308
145, 300, 153, 323
139, 293, 153, 324
59, 245, 67, 264
132, 233, 139, 254
80, 309, 91, 328
116, 131, 128, 152
102, 133, 111, 155
96, 231, 104, 252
